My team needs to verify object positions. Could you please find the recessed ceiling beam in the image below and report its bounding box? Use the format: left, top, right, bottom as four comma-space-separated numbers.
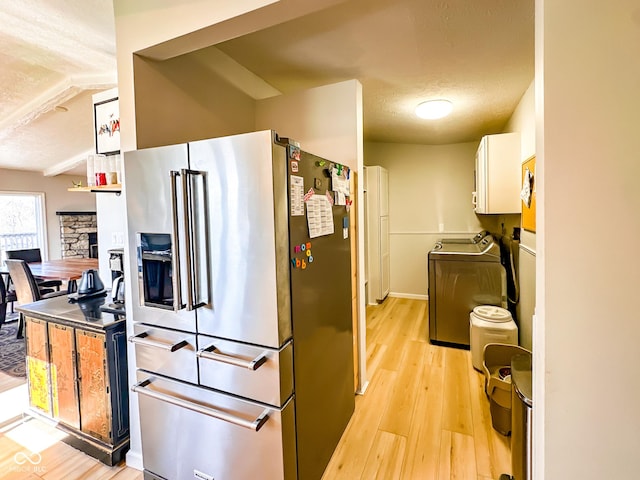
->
0, 72, 117, 132
43, 148, 93, 177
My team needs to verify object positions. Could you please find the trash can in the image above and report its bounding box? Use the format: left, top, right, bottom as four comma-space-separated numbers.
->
482, 343, 530, 435
511, 352, 533, 480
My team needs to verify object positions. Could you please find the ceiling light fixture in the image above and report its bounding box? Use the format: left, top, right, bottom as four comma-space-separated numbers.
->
415, 99, 453, 119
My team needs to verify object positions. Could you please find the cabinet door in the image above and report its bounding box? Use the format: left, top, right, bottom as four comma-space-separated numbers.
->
25, 316, 51, 416
76, 329, 111, 443
475, 133, 520, 214
379, 215, 390, 298
48, 323, 80, 428
475, 139, 487, 213
379, 167, 389, 217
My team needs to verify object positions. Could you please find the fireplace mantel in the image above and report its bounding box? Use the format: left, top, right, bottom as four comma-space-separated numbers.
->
56, 211, 97, 216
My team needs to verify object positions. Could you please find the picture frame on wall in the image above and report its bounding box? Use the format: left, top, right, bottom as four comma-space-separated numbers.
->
94, 97, 120, 155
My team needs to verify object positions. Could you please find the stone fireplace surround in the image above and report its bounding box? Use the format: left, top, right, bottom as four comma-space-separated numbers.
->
57, 211, 97, 258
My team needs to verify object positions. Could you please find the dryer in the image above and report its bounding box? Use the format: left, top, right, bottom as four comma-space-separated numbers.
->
427, 235, 506, 347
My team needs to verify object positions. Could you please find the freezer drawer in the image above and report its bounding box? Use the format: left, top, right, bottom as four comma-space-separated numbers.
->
130, 324, 197, 384
197, 335, 293, 407
134, 372, 296, 480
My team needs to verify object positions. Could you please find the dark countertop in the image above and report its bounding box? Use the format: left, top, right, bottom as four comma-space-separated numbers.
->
17, 291, 126, 329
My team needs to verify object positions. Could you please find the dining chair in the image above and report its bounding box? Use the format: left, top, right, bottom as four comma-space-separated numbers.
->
4, 259, 66, 338
6, 248, 63, 292
0, 273, 17, 331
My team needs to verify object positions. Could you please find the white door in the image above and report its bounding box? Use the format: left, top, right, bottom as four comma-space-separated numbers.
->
379, 168, 389, 217
379, 215, 390, 299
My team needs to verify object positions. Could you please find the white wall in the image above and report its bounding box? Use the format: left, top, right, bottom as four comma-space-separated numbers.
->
506, 81, 536, 165
91, 88, 125, 287
95, 193, 126, 287
505, 80, 537, 251
0, 169, 95, 259
113, 0, 347, 153
536, 1, 640, 477
364, 141, 496, 298
132, 53, 257, 149
504, 80, 536, 350
256, 80, 362, 170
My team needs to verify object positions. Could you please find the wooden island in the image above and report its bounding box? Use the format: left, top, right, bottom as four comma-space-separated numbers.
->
17, 293, 129, 466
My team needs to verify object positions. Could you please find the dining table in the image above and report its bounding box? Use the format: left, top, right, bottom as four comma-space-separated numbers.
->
1, 257, 99, 293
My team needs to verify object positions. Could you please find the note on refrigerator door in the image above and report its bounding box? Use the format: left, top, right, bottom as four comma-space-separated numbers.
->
290, 175, 305, 216
306, 194, 335, 238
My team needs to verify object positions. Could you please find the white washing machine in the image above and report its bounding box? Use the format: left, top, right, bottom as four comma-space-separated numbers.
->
470, 305, 518, 371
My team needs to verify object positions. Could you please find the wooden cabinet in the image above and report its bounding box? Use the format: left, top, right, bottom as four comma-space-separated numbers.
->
21, 297, 128, 466
76, 329, 111, 443
473, 133, 521, 214
48, 322, 80, 428
25, 318, 50, 415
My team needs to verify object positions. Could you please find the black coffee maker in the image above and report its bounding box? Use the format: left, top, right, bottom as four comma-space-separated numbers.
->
108, 248, 125, 304
112, 275, 125, 304
107, 248, 124, 304
108, 248, 124, 281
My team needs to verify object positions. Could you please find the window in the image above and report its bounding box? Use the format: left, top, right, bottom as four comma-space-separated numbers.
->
0, 192, 48, 263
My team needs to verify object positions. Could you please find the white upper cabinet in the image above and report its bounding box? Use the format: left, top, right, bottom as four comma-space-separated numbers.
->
473, 133, 521, 214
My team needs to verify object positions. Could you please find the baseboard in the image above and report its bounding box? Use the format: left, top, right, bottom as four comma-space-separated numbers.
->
388, 292, 428, 301
125, 449, 144, 471
356, 380, 370, 396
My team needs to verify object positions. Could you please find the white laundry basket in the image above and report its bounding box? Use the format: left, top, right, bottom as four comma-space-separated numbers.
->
470, 305, 518, 371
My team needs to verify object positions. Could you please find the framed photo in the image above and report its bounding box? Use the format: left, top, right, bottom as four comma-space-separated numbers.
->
94, 97, 120, 155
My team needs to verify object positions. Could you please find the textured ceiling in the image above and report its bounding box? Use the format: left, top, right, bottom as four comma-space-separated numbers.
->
0, 0, 533, 176
0, 0, 116, 176
215, 0, 535, 145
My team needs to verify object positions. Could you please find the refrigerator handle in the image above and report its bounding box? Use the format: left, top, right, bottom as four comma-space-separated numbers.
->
197, 344, 268, 371
170, 170, 184, 312
133, 379, 270, 431
182, 168, 209, 311
128, 331, 189, 352
180, 169, 195, 310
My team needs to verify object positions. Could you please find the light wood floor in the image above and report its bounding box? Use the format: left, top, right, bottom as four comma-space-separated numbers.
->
322, 297, 511, 480
0, 298, 509, 479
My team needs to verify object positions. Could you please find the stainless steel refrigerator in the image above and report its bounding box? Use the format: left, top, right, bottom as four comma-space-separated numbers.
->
124, 130, 354, 480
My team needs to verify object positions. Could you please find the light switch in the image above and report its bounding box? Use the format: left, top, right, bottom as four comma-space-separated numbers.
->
112, 232, 124, 246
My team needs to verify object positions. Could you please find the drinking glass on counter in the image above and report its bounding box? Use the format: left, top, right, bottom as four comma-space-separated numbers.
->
106, 155, 118, 185
115, 154, 123, 184
95, 154, 107, 186
86, 154, 95, 186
